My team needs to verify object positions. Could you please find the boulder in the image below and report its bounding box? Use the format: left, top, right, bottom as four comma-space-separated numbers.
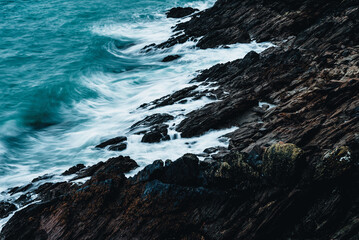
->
262, 142, 304, 185
162, 55, 181, 62
214, 152, 259, 182
96, 136, 127, 148
141, 124, 170, 143
108, 142, 127, 151
132, 160, 164, 183
161, 154, 200, 186
166, 7, 198, 18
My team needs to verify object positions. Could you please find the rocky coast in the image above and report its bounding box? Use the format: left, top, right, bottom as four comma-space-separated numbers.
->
1, 0, 358, 239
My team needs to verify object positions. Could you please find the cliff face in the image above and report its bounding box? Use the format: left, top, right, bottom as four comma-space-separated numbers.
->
1, 0, 358, 239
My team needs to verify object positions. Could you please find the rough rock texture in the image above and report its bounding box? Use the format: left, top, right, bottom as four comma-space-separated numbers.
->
158, 0, 359, 49
1, 148, 358, 239
1, 0, 359, 239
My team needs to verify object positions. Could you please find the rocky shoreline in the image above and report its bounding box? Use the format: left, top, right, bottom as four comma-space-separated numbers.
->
1, 0, 358, 239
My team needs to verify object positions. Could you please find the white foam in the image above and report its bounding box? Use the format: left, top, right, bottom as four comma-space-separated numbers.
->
259, 101, 277, 110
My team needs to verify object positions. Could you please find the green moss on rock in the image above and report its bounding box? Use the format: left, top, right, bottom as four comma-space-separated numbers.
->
262, 142, 304, 184
214, 152, 259, 180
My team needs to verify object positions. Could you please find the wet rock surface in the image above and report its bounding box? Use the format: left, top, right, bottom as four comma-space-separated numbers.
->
130, 113, 174, 143
0, 202, 17, 219
62, 164, 85, 176
166, 7, 198, 18
141, 124, 170, 143
95, 136, 127, 151
161, 54, 181, 62
1, 0, 359, 239
130, 113, 174, 130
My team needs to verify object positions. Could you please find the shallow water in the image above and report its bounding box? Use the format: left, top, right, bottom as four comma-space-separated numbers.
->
0, 0, 272, 193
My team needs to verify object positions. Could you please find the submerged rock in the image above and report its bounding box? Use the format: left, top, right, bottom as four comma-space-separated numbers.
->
162, 55, 181, 62
95, 136, 127, 148
108, 142, 127, 151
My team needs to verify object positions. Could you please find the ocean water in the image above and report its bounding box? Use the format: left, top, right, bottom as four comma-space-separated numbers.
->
0, 0, 272, 195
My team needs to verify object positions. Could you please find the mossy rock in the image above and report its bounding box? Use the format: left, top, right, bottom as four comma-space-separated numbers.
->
262, 142, 304, 185
214, 152, 259, 180
314, 146, 353, 181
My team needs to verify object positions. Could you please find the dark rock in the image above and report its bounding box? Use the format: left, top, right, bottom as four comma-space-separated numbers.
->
166, 7, 198, 18
108, 142, 127, 151
62, 164, 86, 176
0, 202, 17, 218
162, 55, 181, 62
204, 147, 218, 154
95, 136, 127, 148
132, 159, 164, 183
245, 144, 264, 168
161, 154, 200, 186
31, 174, 54, 183
141, 43, 156, 53
197, 27, 251, 49
8, 183, 33, 195
140, 85, 199, 109
73, 155, 138, 180
35, 182, 75, 202
212, 152, 259, 183
131, 113, 174, 130
314, 146, 355, 181
141, 124, 170, 143
211, 150, 231, 160
262, 142, 304, 185
14, 193, 33, 206
177, 95, 257, 137
1, 150, 358, 240
165, 159, 172, 167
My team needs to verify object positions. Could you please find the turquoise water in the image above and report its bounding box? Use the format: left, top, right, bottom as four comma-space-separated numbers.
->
0, 0, 271, 191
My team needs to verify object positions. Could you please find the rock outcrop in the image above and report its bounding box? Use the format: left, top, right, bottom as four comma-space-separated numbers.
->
1, 145, 358, 239
166, 7, 198, 18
